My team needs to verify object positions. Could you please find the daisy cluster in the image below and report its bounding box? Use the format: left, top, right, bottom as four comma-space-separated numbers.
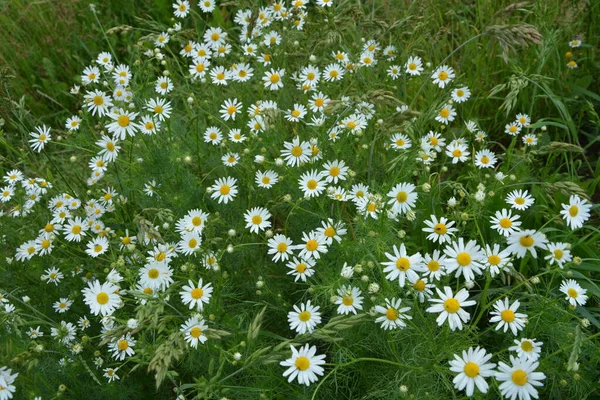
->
0, 1, 597, 399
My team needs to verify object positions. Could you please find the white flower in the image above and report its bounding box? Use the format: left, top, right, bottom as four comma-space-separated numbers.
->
495, 355, 546, 400
560, 195, 592, 230
374, 298, 412, 330
244, 207, 272, 234
335, 285, 363, 315
180, 316, 208, 348
426, 287, 476, 331
489, 298, 527, 336
288, 300, 322, 334
280, 344, 326, 386
448, 346, 496, 396
490, 209, 522, 237
81, 280, 120, 316
506, 229, 548, 259
443, 238, 485, 282
559, 279, 588, 307
179, 279, 213, 311
422, 215, 458, 244
381, 243, 424, 287
509, 338, 543, 361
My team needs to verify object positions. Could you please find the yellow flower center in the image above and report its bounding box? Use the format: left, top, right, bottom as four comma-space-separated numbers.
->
94, 244, 103, 252
413, 279, 426, 291
396, 257, 410, 271
270, 74, 280, 83
295, 263, 307, 273
396, 139, 405, 146
117, 115, 130, 127
444, 298, 460, 313
464, 362, 480, 378
521, 340, 533, 352
440, 108, 450, 118
408, 63, 417, 70
148, 268, 159, 279
386, 308, 398, 320
252, 215, 262, 225
220, 185, 231, 195
342, 296, 354, 306
499, 218, 512, 228
191, 288, 204, 299
480, 156, 490, 164
434, 223, 447, 234
306, 239, 318, 251
453, 149, 462, 157
396, 191, 408, 203
307, 180, 318, 190
227, 105, 237, 115
456, 89, 464, 97
553, 249, 563, 259
501, 309, 515, 322
329, 166, 340, 177
117, 340, 129, 351
428, 260, 440, 271
190, 327, 202, 338
438, 71, 448, 80
192, 216, 202, 226
277, 242, 288, 252
295, 356, 310, 371
511, 370, 528, 386
41, 240, 51, 249
569, 205, 579, 217
488, 255, 501, 265
97, 292, 109, 305
324, 227, 336, 237
457, 252, 471, 267
519, 235, 534, 247
188, 238, 198, 248
567, 288, 578, 298
299, 311, 311, 321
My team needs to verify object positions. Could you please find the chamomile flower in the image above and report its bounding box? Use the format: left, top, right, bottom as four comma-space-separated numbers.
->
209, 177, 238, 204
509, 338, 543, 361
448, 346, 496, 397
446, 143, 470, 163
298, 170, 327, 198
422, 215, 458, 244
63, 217, 87, 242
495, 355, 545, 400
435, 104, 457, 124
505, 121, 522, 136
295, 231, 328, 260
323, 63, 344, 81
288, 300, 322, 334
315, 219, 346, 245
220, 98, 242, 121
431, 65, 455, 88
29, 125, 52, 152
390, 133, 412, 150
286, 257, 316, 282
177, 232, 202, 255
146, 98, 171, 121
451, 86, 471, 103
522, 134, 537, 146
173, 0, 190, 17
106, 109, 139, 140
285, 103, 307, 122
516, 113, 531, 127
382, 244, 424, 287
559, 279, 588, 306
423, 250, 447, 281
53, 297, 73, 313
474, 149, 497, 168
82, 65, 100, 85
281, 137, 311, 167
375, 297, 412, 330
426, 287, 476, 331
84, 89, 113, 116
544, 242, 572, 268
256, 170, 279, 188
103, 367, 120, 383
139, 261, 173, 291
405, 56, 424, 75
322, 160, 348, 184
335, 285, 364, 315
82, 280, 120, 316
506, 229, 548, 259
96, 135, 120, 163
484, 244, 513, 277
85, 236, 109, 258
280, 344, 326, 386
490, 209, 522, 237
267, 234, 293, 262
222, 152, 239, 167
180, 279, 213, 310
443, 238, 485, 282
263, 68, 285, 90
490, 298, 527, 336
110, 333, 136, 361
244, 207, 272, 234
44, 267, 64, 285
424, 131, 446, 152
155, 76, 173, 95
387, 65, 401, 79
199, 0, 216, 13
506, 189, 535, 210
560, 195, 592, 230
386, 182, 417, 215
181, 316, 208, 348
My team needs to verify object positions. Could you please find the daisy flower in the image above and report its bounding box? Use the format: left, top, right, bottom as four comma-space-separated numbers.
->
390, 133, 412, 150
155, 76, 173, 95
435, 104, 457, 124
506, 229, 548, 259
256, 170, 278, 188
495, 355, 545, 400
84, 89, 113, 116
448, 346, 496, 397
244, 207, 272, 234
387, 65, 401, 79
443, 238, 485, 282
335, 285, 364, 315
146, 98, 171, 121
405, 56, 424, 75
423, 250, 447, 281
29, 125, 52, 153
263, 68, 285, 90
181, 316, 208, 348
509, 338, 543, 361
220, 98, 242, 121
81, 65, 100, 85
86, 236, 109, 258
431, 65, 455, 88
323, 63, 344, 81
506, 189, 535, 210
412, 278, 435, 303
422, 215, 458, 244
65, 115, 81, 131
375, 297, 412, 330
106, 109, 139, 140
139, 261, 173, 291
544, 242, 572, 268
104, 367, 120, 383
173, 0, 190, 17
82, 280, 120, 316
267, 234, 293, 262
295, 231, 328, 260
386, 182, 418, 215
490, 298, 527, 336
210, 177, 238, 204
490, 209, 522, 237
286, 257, 316, 282
110, 333, 136, 361
44, 267, 64, 285
177, 232, 202, 255
426, 287, 476, 331
281, 137, 311, 167
559, 279, 588, 307
232, 63, 254, 82
96, 135, 120, 163
53, 297, 73, 313
210, 66, 230, 85
309, 91, 330, 113
424, 131, 446, 152
474, 149, 497, 168
451, 86, 471, 103
180, 279, 213, 310
446, 143, 470, 163
505, 121, 522, 136
280, 344, 326, 386
298, 170, 327, 198
522, 134, 537, 146
288, 300, 322, 334
560, 195, 592, 230
315, 219, 346, 245
381, 243, 424, 287
484, 244, 513, 277
285, 103, 307, 122
198, 0, 216, 13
